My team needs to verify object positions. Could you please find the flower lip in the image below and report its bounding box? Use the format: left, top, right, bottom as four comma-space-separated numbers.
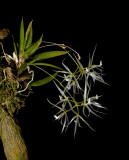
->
86, 68, 89, 72
100, 61, 102, 66
54, 115, 59, 120
88, 98, 91, 104
96, 94, 99, 99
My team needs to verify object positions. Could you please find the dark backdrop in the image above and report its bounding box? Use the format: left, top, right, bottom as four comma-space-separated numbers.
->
0, 3, 127, 159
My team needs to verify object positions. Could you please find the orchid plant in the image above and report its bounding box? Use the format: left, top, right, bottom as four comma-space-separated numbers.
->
0, 18, 108, 160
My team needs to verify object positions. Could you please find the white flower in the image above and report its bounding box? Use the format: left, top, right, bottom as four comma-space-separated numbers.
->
48, 97, 70, 133
57, 61, 82, 95
69, 115, 95, 137
85, 95, 107, 118
48, 50, 108, 136
74, 51, 105, 84
87, 70, 106, 84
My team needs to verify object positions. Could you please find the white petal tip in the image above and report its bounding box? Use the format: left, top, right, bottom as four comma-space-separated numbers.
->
96, 95, 99, 99
100, 61, 102, 66
54, 115, 58, 120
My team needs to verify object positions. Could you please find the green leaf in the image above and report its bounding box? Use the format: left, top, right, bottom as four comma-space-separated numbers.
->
30, 51, 68, 63
30, 72, 58, 87
29, 62, 63, 70
19, 17, 25, 55
12, 35, 18, 55
24, 20, 33, 49
17, 63, 27, 75
21, 34, 43, 60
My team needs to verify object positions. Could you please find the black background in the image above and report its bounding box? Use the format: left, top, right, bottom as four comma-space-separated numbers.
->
0, 2, 127, 160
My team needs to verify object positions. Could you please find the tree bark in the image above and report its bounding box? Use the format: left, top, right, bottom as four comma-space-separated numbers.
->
0, 66, 30, 159
0, 109, 29, 160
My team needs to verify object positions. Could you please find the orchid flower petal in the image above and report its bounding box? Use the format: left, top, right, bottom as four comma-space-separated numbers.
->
53, 81, 66, 98
79, 115, 96, 131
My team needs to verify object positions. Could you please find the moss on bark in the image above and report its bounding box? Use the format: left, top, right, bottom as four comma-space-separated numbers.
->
0, 66, 29, 159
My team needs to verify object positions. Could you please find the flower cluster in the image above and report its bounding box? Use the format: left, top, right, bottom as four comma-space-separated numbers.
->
48, 49, 108, 136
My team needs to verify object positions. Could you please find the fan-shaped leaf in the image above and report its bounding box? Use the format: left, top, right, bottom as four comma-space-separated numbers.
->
19, 17, 24, 55
30, 51, 68, 63
31, 62, 63, 70
17, 63, 27, 75
30, 72, 58, 87
24, 20, 33, 49
12, 35, 18, 55
21, 34, 43, 60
